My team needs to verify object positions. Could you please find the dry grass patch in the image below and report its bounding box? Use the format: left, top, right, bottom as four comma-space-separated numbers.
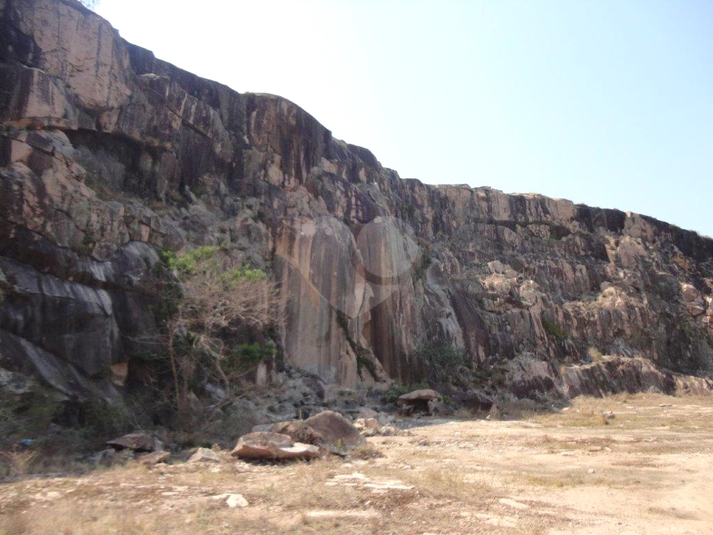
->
401, 466, 495, 505
521, 472, 612, 489
348, 443, 384, 460
0, 503, 283, 535
533, 393, 713, 433
1, 450, 39, 478
267, 459, 368, 512
610, 457, 661, 468
533, 434, 616, 452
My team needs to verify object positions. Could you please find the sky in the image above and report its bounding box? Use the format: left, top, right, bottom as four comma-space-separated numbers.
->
95, 0, 713, 237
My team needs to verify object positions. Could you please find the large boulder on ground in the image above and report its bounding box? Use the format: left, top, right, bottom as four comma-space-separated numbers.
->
452, 390, 494, 412
397, 389, 443, 415
139, 450, 171, 466
356, 407, 379, 419
272, 410, 365, 454
353, 417, 402, 437
231, 432, 319, 461
107, 432, 163, 452
354, 417, 382, 431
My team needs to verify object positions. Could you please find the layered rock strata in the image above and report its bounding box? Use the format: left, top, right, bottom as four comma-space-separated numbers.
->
1, 0, 712, 402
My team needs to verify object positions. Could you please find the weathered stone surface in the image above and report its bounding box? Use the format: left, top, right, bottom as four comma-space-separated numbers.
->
107, 432, 163, 453
354, 417, 399, 437
681, 283, 701, 303
0, 0, 711, 407
188, 447, 221, 463
356, 407, 379, 419
398, 389, 442, 403
398, 389, 444, 415
354, 418, 381, 431
225, 494, 249, 508
0, 366, 36, 396
561, 356, 677, 398
139, 450, 171, 466
451, 390, 494, 412
272, 410, 365, 454
231, 432, 319, 460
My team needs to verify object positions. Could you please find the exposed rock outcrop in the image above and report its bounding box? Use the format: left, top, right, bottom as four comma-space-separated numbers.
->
397, 389, 444, 415
271, 410, 365, 454
106, 432, 163, 453
1, 0, 712, 407
231, 432, 319, 461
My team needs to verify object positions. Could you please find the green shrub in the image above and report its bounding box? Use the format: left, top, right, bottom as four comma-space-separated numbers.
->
175, 245, 219, 274
356, 354, 378, 380
158, 245, 220, 275
413, 249, 432, 281
542, 317, 568, 342
224, 265, 267, 285
19, 388, 63, 433
82, 399, 133, 438
224, 342, 276, 375
417, 338, 469, 383
149, 243, 280, 426
381, 383, 412, 404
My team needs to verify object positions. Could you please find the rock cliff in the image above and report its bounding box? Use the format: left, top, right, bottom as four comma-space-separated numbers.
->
2, 0, 712, 403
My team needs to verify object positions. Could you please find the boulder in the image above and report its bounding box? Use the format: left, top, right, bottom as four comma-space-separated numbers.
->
686, 301, 707, 317
354, 417, 383, 436
427, 399, 452, 415
351, 407, 394, 426
452, 390, 494, 412
211, 493, 249, 508
0, 367, 36, 396
231, 432, 319, 461
139, 450, 171, 466
397, 389, 443, 415
681, 283, 701, 303
188, 447, 222, 463
226, 494, 249, 508
705, 314, 713, 332
107, 432, 163, 453
354, 417, 381, 431
379, 425, 400, 436
273, 410, 365, 454
89, 448, 118, 467
356, 407, 380, 419
355, 417, 401, 437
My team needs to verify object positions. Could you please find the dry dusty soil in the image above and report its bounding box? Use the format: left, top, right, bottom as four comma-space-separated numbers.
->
1, 393, 712, 535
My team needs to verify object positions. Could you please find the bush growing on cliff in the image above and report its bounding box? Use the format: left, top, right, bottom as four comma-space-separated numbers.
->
416, 338, 470, 384
542, 317, 568, 342
151, 247, 280, 420
413, 248, 433, 282
381, 383, 413, 405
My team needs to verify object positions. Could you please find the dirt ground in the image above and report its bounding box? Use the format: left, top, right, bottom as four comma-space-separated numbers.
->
1, 393, 712, 535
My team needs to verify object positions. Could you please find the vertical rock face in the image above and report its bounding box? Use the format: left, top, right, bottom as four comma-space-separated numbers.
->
1, 0, 712, 400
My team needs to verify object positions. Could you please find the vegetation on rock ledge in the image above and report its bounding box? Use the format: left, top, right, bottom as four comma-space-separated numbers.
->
149, 245, 281, 426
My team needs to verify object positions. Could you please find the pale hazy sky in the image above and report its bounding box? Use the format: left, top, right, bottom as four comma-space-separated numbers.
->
95, 0, 713, 237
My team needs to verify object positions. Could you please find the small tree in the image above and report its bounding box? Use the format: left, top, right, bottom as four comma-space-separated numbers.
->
156, 247, 280, 417
416, 338, 470, 385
